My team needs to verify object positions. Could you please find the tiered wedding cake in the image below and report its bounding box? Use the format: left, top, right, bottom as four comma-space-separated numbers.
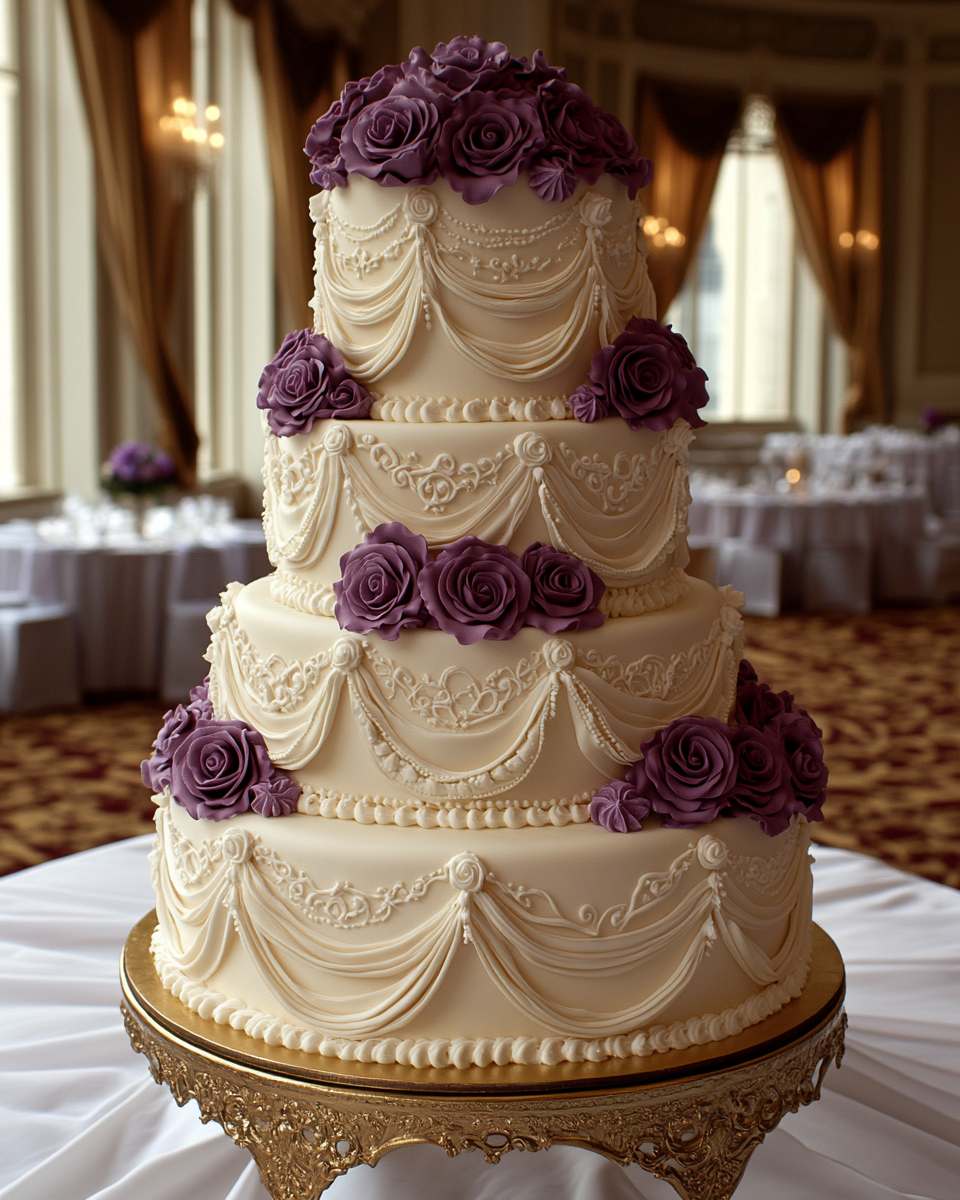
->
143, 40, 826, 1072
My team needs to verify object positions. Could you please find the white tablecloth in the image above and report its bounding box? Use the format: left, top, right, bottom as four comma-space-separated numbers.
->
688, 487, 929, 607
0, 837, 958, 1199
0, 524, 269, 693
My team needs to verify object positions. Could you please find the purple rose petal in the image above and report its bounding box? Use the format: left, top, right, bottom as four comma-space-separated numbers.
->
437, 89, 546, 204
628, 716, 736, 827
521, 542, 605, 633
418, 536, 531, 644
170, 719, 272, 821
334, 522, 429, 640
727, 724, 794, 837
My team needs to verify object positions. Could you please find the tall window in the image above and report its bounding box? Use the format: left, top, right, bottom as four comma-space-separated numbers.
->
0, 0, 20, 489
667, 96, 847, 429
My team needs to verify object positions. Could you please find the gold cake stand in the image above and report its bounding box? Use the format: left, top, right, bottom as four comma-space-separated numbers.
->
120, 912, 845, 1200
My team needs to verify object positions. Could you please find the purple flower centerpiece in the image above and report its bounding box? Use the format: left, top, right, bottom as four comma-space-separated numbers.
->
257, 330, 373, 438
577, 317, 710, 432
418, 535, 531, 645
334, 522, 429, 640
521, 542, 605, 633
305, 38, 652, 203
101, 441, 176, 496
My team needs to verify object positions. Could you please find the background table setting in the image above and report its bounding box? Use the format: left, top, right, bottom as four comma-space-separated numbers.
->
0, 834, 957, 1200
688, 426, 960, 616
0, 496, 269, 711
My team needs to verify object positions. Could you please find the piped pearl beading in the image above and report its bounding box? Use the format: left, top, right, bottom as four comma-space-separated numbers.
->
371, 395, 571, 423
297, 786, 593, 828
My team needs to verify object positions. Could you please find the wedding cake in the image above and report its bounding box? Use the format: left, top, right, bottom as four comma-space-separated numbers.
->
142, 40, 826, 1072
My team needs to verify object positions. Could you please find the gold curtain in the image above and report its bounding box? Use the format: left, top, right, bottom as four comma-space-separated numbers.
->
776, 99, 883, 430
230, 0, 348, 338
65, 0, 198, 483
635, 81, 741, 321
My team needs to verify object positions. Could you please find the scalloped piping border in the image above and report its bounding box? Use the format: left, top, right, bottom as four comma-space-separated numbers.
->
371, 395, 572, 423
152, 932, 811, 1070
297, 786, 594, 828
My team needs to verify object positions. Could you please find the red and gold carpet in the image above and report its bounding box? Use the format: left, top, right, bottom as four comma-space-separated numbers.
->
1, 605, 958, 885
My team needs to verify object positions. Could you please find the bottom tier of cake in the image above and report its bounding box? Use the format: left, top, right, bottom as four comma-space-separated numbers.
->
151, 796, 813, 1069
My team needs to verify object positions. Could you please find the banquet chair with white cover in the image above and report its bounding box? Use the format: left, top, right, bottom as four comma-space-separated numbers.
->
0, 544, 80, 712
160, 543, 248, 703
802, 546, 872, 613
716, 538, 782, 617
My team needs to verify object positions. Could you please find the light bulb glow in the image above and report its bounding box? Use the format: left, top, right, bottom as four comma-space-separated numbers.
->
205, 104, 220, 122
838, 231, 855, 248
209, 132, 225, 149
785, 468, 802, 484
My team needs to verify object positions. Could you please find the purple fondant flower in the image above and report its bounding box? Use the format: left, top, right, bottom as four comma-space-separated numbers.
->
511, 49, 567, 89
735, 680, 795, 730
587, 318, 709, 432
529, 152, 578, 202
595, 109, 652, 198
170, 719, 272, 821
629, 716, 736, 827
425, 37, 519, 94
737, 658, 759, 685
727, 725, 794, 836
536, 80, 608, 185
590, 778, 651, 833
249, 773, 301, 818
141, 702, 199, 793
187, 676, 213, 721
340, 77, 448, 187
569, 383, 610, 423
418, 536, 531, 644
769, 710, 828, 822
306, 64, 404, 187
521, 542, 605, 633
334, 522, 429, 640
257, 330, 372, 438
438, 89, 546, 204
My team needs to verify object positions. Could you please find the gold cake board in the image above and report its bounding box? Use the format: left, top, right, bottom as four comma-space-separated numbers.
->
120, 911, 846, 1200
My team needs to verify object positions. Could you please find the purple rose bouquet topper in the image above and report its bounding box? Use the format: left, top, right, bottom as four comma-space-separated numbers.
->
305, 37, 651, 204
334, 522, 605, 645
590, 660, 828, 838
142, 678, 300, 821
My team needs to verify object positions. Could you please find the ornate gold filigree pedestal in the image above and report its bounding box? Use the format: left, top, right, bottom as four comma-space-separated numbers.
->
121, 913, 845, 1200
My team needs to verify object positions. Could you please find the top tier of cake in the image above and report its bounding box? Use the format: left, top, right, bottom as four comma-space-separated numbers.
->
309, 174, 656, 411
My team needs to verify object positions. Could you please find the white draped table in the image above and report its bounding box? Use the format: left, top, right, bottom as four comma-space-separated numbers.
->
0, 836, 958, 1199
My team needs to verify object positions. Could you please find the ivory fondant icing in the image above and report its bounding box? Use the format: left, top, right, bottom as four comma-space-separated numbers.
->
152, 796, 812, 1065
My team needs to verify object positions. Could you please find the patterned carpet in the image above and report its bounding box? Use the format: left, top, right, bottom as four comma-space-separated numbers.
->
1, 605, 958, 885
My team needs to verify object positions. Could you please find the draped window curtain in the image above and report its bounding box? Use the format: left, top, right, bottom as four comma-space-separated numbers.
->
775, 99, 883, 430
635, 80, 742, 321
65, 0, 199, 484
228, 0, 351, 339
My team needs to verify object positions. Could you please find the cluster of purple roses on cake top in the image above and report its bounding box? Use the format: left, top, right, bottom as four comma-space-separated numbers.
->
570, 317, 710, 432
305, 37, 651, 204
590, 661, 828, 839
141, 679, 300, 821
335, 522, 605, 645
257, 329, 373, 438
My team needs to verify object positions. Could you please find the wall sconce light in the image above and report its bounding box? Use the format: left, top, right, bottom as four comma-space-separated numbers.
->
642, 215, 687, 249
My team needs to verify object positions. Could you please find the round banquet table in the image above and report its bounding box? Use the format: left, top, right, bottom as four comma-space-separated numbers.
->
0, 839, 958, 1199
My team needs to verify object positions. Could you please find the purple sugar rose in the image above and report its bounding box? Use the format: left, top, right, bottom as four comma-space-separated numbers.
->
735, 680, 795, 730
521, 542, 605, 633
737, 658, 759, 685
340, 77, 448, 186
418, 536, 531, 645
588, 318, 710, 432
257, 330, 372, 438
141, 702, 199, 793
629, 716, 736, 827
728, 725, 794, 837
590, 778, 651, 833
334, 522, 429, 640
438, 89, 546, 204
249, 773, 301, 818
529, 152, 578, 202
769, 710, 828, 822
595, 109, 652, 198
569, 383, 610, 423
306, 64, 404, 186
187, 676, 213, 721
170, 719, 272, 821
425, 36, 519, 94
536, 80, 608, 185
